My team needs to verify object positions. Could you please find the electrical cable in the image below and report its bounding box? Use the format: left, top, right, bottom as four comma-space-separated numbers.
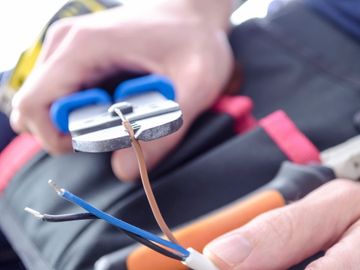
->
24, 208, 183, 261
114, 107, 179, 245
46, 180, 190, 258
124, 232, 184, 261
24, 209, 96, 222
24, 104, 188, 262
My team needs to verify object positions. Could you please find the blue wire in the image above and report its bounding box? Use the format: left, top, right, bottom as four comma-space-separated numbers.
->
61, 190, 190, 258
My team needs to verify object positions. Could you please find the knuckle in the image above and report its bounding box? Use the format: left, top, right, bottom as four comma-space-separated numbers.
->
306, 261, 324, 270
328, 179, 357, 190
69, 25, 95, 44
254, 208, 296, 247
306, 255, 350, 270
15, 96, 32, 115
9, 111, 24, 133
326, 179, 360, 199
46, 19, 74, 41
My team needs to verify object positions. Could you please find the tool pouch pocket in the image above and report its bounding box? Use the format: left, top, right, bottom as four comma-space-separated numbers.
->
0, 108, 318, 270
2, 0, 360, 269
0, 94, 259, 270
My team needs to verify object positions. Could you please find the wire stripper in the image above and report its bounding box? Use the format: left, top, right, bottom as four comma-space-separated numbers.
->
50, 74, 183, 152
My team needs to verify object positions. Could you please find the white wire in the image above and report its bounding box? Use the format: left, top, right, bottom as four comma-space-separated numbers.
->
182, 248, 219, 270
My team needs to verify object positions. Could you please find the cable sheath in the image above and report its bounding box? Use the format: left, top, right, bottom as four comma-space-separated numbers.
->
61, 189, 189, 257
116, 108, 179, 245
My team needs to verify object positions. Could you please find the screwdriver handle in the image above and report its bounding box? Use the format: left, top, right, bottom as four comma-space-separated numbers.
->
266, 161, 335, 202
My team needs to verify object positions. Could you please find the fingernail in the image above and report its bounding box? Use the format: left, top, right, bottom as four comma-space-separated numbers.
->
205, 234, 252, 268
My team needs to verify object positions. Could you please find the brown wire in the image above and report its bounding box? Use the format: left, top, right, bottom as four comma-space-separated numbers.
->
114, 108, 179, 245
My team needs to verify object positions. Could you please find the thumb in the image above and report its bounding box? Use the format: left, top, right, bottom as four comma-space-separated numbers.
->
111, 98, 194, 181
203, 180, 360, 270
111, 127, 185, 181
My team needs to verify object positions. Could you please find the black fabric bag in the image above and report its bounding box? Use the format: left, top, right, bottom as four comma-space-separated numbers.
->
1, 1, 360, 269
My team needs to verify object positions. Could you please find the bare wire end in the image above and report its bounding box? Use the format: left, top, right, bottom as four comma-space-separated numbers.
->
48, 179, 64, 195
24, 207, 44, 219
113, 108, 135, 138
114, 108, 127, 122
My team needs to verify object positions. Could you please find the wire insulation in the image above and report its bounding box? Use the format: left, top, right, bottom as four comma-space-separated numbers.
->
114, 107, 179, 245
60, 189, 189, 258
24, 209, 183, 260
42, 212, 96, 222
24, 105, 187, 261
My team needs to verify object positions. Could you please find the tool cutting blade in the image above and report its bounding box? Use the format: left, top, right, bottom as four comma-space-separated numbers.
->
69, 92, 182, 152
71, 109, 182, 152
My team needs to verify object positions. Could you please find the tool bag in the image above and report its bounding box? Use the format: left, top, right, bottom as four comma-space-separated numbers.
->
1, 1, 360, 269
0, 112, 15, 151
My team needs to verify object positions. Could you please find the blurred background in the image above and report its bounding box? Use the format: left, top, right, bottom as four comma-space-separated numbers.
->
0, 0, 67, 71
0, 0, 274, 72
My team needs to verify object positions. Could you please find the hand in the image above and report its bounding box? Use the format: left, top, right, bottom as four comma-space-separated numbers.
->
10, 0, 233, 180
204, 180, 360, 270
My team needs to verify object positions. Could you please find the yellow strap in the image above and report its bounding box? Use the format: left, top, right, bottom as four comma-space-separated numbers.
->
79, 0, 107, 12
7, 0, 109, 91
8, 40, 42, 90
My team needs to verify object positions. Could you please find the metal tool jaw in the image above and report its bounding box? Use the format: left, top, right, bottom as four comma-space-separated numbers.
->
70, 92, 183, 152
50, 75, 183, 153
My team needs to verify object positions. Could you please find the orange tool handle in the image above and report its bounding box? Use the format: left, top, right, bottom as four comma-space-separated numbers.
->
127, 162, 334, 270
127, 190, 285, 270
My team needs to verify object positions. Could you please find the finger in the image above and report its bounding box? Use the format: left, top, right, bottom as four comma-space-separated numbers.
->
26, 106, 72, 154
10, 19, 75, 134
11, 26, 105, 153
10, 63, 77, 152
306, 219, 360, 270
204, 180, 360, 270
111, 92, 194, 182
37, 18, 75, 64
112, 148, 139, 181
111, 129, 184, 181
9, 100, 27, 133
11, 95, 71, 153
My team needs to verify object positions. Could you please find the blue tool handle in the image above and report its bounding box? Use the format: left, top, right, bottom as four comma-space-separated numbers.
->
114, 74, 176, 101
50, 88, 111, 133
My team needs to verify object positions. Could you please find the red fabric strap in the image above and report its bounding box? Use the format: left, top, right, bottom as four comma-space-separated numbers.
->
260, 110, 320, 164
213, 96, 257, 134
0, 134, 42, 192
